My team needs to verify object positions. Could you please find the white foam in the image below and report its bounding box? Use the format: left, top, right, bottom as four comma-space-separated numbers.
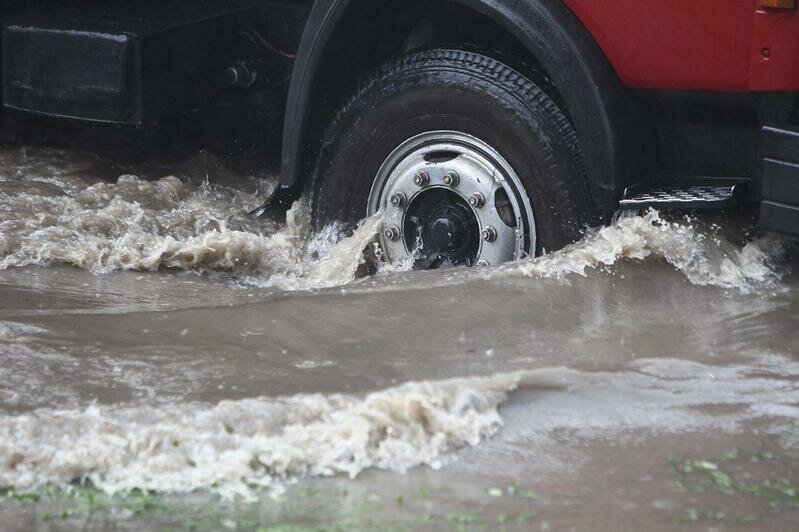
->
1, 166, 789, 292
4, 356, 798, 498
0, 175, 382, 291
497, 210, 787, 292
0, 373, 522, 497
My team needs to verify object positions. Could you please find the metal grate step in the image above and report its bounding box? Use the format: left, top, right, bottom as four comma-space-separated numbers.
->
620, 184, 742, 211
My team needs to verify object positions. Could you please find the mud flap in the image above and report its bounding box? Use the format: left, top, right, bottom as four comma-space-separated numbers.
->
249, 185, 297, 220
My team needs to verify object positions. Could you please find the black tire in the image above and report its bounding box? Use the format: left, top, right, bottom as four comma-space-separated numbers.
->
309, 48, 596, 256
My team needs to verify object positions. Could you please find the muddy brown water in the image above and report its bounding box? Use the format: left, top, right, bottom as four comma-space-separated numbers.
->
0, 145, 798, 530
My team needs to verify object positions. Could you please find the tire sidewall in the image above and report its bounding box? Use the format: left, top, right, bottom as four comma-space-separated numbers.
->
312, 52, 592, 255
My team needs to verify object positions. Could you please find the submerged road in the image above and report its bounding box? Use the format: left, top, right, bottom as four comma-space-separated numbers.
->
0, 145, 798, 530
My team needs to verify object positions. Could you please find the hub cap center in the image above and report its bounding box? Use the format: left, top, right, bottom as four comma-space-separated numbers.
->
421, 199, 476, 260
428, 210, 465, 251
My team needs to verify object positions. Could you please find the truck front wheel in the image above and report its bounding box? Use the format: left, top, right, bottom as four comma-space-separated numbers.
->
309, 49, 595, 267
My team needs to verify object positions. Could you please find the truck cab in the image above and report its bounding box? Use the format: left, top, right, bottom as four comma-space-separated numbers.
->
2, 0, 798, 267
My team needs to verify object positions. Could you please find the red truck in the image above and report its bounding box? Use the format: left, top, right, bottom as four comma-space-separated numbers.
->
3, 0, 798, 267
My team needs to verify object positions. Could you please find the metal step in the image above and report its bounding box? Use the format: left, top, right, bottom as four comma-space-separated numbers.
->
620, 183, 743, 211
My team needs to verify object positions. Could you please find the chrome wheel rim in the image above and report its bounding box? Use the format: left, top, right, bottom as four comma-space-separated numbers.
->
367, 131, 535, 267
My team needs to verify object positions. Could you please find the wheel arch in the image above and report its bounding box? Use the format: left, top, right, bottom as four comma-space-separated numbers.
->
280, 0, 640, 217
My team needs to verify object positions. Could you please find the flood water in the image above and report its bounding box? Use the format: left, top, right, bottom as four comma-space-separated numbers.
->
1, 144, 798, 530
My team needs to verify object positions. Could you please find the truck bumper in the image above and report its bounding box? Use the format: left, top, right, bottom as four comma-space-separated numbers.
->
759, 125, 799, 236
1, 4, 249, 127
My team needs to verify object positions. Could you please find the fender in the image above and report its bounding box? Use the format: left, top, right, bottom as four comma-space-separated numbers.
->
279, 0, 636, 215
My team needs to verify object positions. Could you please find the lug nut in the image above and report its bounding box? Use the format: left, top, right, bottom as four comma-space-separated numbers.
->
481, 226, 497, 242
390, 192, 406, 207
476, 259, 490, 267
443, 171, 460, 187
412, 171, 429, 187
469, 192, 485, 208
384, 225, 401, 241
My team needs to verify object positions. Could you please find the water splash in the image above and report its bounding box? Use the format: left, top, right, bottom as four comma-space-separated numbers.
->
0, 173, 381, 291
497, 210, 788, 292
0, 150, 789, 293
0, 373, 522, 498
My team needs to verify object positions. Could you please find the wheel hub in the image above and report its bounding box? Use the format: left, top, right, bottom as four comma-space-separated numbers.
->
367, 131, 535, 268
405, 189, 480, 266
427, 207, 468, 253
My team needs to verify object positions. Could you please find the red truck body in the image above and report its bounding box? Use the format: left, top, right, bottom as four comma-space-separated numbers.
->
565, 0, 799, 91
